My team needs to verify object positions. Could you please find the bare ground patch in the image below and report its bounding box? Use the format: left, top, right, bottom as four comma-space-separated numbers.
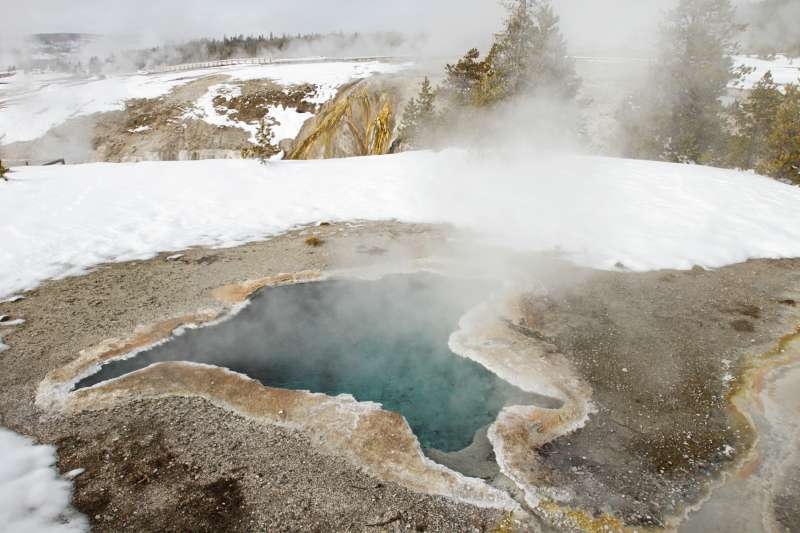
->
507, 260, 800, 527
214, 79, 319, 123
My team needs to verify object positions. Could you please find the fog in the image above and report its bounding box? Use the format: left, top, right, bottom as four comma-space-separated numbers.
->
740, 0, 800, 54
4, 1, 791, 72
2, 0, 679, 59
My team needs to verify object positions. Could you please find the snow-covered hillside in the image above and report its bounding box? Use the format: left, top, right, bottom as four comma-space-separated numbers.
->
0, 60, 409, 144
1, 151, 800, 299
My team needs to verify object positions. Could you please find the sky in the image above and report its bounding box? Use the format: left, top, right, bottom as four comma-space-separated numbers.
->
2, 0, 675, 55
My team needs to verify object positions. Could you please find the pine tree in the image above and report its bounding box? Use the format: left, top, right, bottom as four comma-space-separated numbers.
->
761, 84, 800, 184
444, 48, 491, 107
530, 2, 580, 100
398, 77, 438, 149
88, 56, 103, 75
442, 0, 579, 110
727, 72, 784, 170
398, 96, 421, 147
241, 116, 280, 162
409, 0, 581, 147
417, 77, 435, 117
620, 0, 744, 164
0, 134, 8, 181
488, 0, 579, 103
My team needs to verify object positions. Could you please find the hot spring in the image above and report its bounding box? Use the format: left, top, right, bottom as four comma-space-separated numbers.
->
76, 273, 538, 452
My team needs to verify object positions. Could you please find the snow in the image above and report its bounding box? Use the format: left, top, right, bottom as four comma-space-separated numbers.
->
182, 60, 405, 143
182, 83, 258, 141
215, 60, 408, 100
127, 125, 151, 134
721, 444, 736, 458
2, 151, 800, 299
64, 469, 85, 481
0, 427, 87, 532
181, 83, 313, 144
268, 105, 315, 142
735, 55, 800, 89
0, 60, 408, 144
182, 84, 314, 144
0, 71, 193, 144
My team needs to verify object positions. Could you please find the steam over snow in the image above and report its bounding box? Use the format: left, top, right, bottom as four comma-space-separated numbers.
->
0, 428, 87, 532
2, 151, 800, 299
735, 55, 800, 89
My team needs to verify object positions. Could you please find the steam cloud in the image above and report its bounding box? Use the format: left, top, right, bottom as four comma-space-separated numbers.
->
2, 0, 683, 67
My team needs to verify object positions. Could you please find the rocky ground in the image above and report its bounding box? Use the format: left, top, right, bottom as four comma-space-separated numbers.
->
54, 397, 504, 533
0, 76, 324, 165
288, 74, 415, 159
0, 220, 798, 532
505, 258, 800, 529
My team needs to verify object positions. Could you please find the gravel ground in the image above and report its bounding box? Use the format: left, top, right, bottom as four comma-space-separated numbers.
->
511, 258, 800, 529
53, 397, 504, 533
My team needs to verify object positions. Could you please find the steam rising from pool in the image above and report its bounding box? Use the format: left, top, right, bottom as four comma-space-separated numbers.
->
76, 273, 539, 452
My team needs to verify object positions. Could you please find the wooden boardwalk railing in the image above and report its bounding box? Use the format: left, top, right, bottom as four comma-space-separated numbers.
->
145, 56, 403, 75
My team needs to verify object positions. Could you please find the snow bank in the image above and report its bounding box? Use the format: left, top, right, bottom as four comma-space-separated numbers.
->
1, 151, 800, 298
268, 105, 315, 142
735, 55, 800, 89
0, 428, 87, 532
0, 61, 408, 144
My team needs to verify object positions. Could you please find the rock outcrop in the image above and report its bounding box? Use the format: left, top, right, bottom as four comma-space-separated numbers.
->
288, 75, 412, 160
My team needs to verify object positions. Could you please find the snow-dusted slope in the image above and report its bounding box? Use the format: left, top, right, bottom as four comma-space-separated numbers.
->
0, 71, 195, 144
181, 60, 409, 144
0, 60, 408, 144
2, 151, 800, 298
0, 428, 87, 532
181, 83, 314, 145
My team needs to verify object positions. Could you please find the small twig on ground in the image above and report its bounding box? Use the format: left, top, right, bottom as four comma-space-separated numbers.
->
365, 512, 402, 528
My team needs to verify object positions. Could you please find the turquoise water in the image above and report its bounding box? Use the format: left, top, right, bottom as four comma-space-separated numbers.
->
77, 274, 535, 452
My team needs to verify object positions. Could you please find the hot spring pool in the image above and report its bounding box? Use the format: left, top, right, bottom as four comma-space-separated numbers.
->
76, 273, 536, 452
